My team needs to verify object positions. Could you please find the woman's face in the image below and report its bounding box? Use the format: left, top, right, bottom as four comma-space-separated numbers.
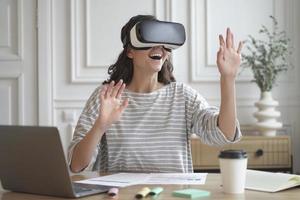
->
127, 46, 170, 73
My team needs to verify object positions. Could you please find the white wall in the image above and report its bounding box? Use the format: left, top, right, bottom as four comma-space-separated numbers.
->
38, 0, 300, 173
0, 0, 37, 125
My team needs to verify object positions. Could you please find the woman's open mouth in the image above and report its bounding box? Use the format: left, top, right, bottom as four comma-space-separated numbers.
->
149, 53, 162, 60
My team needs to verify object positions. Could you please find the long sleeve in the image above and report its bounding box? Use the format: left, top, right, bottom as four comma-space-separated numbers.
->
184, 84, 242, 146
67, 86, 106, 171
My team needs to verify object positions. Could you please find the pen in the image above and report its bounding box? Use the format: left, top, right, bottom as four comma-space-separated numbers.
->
135, 187, 151, 199
108, 187, 119, 198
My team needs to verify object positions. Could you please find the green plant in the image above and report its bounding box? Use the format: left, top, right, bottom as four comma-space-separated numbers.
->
241, 16, 293, 92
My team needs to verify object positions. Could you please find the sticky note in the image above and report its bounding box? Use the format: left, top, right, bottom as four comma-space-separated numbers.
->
172, 188, 210, 199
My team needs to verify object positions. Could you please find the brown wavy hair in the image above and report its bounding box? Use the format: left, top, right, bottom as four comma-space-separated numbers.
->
103, 15, 176, 85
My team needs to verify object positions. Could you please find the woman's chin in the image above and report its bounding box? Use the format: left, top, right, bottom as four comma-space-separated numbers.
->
152, 66, 163, 72
150, 63, 163, 71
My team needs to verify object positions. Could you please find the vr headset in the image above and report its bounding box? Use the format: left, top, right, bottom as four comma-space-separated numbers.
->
123, 20, 186, 51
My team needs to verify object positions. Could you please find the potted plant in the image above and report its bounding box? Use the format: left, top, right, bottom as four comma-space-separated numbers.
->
242, 16, 293, 136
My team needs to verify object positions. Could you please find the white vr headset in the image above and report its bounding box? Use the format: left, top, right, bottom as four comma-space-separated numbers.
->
123, 20, 186, 51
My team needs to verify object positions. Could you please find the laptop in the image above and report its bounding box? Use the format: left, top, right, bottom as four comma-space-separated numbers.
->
0, 125, 110, 198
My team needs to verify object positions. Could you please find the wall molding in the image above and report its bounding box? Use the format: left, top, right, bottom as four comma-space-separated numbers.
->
0, 72, 24, 124
70, 0, 172, 83
189, 0, 256, 82
85, 0, 107, 68
0, 0, 23, 61
70, 0, 104, 83
189, 0, 295, 83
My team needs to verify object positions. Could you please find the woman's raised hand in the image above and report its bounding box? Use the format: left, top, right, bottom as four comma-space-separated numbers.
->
97, 80, 129, 130
217, 28, 243, 79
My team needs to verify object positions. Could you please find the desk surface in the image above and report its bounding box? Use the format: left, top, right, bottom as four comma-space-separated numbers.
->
1, 173, 300, 200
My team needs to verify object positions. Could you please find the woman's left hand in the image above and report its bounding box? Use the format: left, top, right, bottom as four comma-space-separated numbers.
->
217, 28, 243, 78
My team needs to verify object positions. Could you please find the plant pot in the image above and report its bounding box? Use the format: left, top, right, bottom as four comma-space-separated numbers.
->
253, 91, 282, 136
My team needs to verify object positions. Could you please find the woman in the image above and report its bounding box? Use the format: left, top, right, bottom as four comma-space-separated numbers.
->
68, 15, 243, 173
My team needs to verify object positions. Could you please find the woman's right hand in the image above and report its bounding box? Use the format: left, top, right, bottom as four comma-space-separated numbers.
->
96, 80, 129, 131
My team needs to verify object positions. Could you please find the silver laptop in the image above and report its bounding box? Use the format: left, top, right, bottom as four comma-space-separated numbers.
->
0, 126, 109, 198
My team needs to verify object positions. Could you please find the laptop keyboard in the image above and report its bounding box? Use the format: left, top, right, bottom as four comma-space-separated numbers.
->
73, 183, 107, 193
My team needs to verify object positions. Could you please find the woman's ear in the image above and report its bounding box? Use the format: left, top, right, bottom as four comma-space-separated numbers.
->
127, 48, 133, 59
166, 52, 171, 61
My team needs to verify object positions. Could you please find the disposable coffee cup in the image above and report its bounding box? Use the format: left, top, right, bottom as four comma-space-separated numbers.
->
219, 149, 248, 194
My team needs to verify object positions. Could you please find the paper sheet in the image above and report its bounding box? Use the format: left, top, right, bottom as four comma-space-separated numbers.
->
75, 173, 149, 187
144, 173, 207, 185
75, 173, 207, 187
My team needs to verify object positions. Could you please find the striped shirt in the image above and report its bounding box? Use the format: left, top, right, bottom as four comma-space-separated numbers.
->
68, 82, 241, 173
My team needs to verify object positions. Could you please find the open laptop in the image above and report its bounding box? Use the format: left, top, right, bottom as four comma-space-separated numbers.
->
0, 126, 110, 198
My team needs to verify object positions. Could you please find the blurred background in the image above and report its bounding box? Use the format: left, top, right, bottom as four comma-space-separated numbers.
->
0, 0, 299, 173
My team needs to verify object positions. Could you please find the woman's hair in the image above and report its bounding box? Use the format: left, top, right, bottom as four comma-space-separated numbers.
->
102, 15, 176, 85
